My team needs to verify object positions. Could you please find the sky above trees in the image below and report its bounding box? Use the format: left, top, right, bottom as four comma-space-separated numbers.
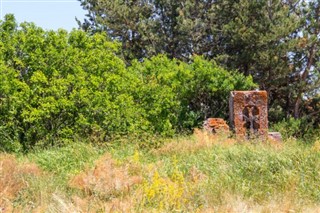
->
0, 0, 85, 31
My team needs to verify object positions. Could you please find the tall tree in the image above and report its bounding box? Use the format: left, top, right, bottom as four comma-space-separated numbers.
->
77, 0, 217, 61
77, 0, 154, 61
78, 0, 320, 122
290, 1, 320, 119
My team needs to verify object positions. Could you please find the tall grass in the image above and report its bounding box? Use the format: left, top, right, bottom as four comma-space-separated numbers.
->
1, 131, 320, 212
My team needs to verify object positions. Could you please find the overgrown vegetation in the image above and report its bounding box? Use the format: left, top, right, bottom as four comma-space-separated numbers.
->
0, 15, 255, 151
1, 1, 320, 211
2, 132, 320, 212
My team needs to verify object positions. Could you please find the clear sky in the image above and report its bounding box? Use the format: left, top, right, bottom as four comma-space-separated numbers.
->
0, 0, 86, 31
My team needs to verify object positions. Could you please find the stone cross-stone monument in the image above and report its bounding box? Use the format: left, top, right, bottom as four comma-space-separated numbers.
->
229, 90, 268, 139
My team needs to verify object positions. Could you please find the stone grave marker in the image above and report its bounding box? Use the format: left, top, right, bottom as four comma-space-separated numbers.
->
229, 90, 268, 139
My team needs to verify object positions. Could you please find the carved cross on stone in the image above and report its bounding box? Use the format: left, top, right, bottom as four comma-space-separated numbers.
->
229, 91, 268, 139
242, 106, 260, 138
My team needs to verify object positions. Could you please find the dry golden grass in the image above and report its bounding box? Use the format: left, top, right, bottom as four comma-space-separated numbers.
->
155, 128, 284, 155
312, 139, 320, 152
39, 192, 141, 213
70, 153, 142, 197
188, 166, 208, 184
1, 133, 319, 212
0, 154, 41, 212
67, 153, 145, 212
68, 152, 210, 212
202, 194, 320, 213
154, 128, 236, 155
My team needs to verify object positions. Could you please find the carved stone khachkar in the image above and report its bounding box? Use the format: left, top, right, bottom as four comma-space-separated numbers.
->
229, 90, 268, 139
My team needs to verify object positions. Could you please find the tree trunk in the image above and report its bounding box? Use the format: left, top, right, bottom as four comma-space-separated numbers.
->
294, 95, 301, 119
293, 3, 319, 119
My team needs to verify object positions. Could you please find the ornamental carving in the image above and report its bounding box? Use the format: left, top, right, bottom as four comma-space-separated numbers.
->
229, 91, 268, 139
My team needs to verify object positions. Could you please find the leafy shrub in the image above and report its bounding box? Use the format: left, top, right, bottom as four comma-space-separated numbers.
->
272, 117, 320, 142
130, 55, 256, 132
0, 15, 147, 150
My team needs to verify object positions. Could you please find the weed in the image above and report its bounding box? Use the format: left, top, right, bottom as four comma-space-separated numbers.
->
139, 156, 203, 212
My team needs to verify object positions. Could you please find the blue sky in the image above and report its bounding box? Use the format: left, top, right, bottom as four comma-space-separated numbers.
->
0, 0, 86, 31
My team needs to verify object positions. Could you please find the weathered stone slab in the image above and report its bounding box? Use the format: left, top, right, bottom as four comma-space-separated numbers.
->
229, 90, 268, 139
203, 118, 229, 133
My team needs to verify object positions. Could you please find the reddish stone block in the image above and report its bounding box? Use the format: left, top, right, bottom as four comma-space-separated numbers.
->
229, 90, 268, 139
203, 118, 229, 133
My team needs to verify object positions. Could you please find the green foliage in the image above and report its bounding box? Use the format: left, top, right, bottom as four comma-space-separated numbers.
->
130, 55, 256, 132
78, 0, 320, 125
0, 15, 147, 150
0, 15, 255, 151
272, 117, 320, 142
25, 142, 107, 179
151, 139, 320, 204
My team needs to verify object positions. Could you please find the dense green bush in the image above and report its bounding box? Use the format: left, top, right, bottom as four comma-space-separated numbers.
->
0, 15, 255, 151
130, 55, 256, 132
271, 117, 320, 142
0, 15, 147, 151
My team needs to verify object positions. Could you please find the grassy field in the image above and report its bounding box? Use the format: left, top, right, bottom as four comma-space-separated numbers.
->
1, 130, 320, 212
